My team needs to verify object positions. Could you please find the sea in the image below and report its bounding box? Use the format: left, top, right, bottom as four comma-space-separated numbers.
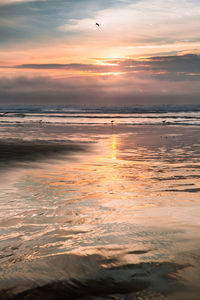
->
0, 105, 200, 299
0, 104, 200, 126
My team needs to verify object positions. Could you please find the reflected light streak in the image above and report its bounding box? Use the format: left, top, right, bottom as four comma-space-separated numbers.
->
111, 135, 118, 160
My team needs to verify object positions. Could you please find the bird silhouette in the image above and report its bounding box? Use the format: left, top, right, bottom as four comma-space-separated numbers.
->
96, 22, 100, 27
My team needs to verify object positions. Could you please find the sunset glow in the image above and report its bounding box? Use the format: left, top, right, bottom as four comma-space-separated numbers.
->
0, 0, 200, 105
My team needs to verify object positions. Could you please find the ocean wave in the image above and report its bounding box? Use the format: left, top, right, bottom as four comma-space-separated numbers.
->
1, 104, 200, 115
1, 114, 200, 119
0, 105, 199, 126
0, 120, 199, 126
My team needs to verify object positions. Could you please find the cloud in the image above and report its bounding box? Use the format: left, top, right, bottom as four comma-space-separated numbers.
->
0, 0, 125, 45
0, 67, 199, 106
2, 53, 200, 81
14, 63, 120, 73
0, 0, 42, 5
61, 0, 200, 47
1, 0, 200, 55
120, 53, 200, 80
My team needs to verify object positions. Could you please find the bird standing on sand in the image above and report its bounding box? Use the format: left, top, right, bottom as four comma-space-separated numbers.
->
96, 22, 100, 27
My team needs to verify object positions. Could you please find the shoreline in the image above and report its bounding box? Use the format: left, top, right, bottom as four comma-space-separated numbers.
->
0, 123, 200, 299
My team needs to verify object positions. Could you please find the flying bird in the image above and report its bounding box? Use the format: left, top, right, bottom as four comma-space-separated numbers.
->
96, 22, 100, 27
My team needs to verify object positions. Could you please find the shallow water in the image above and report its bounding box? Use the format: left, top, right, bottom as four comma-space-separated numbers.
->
0, 124, 200, 299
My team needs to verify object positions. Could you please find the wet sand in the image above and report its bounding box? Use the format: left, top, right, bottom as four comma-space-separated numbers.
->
0, 124, 200, 299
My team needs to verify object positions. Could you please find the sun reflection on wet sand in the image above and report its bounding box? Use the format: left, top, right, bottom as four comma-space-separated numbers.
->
111, 135, 118, 160
16, 128, 200, 233
1, 126, 200, 299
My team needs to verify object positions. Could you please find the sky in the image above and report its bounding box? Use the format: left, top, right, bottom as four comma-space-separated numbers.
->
0, 0, 200, 106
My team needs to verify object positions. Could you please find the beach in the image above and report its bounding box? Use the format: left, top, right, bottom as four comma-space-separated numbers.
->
1, 0, 200, 297
0, 118, 200, 299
